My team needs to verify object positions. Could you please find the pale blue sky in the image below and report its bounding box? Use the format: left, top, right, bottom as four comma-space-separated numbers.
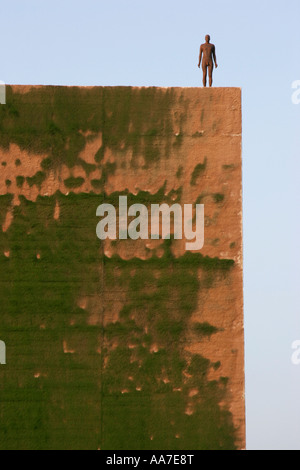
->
1, 0, 300, 450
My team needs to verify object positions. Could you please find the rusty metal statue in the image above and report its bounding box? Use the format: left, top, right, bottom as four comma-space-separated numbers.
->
198, 35, 218, 87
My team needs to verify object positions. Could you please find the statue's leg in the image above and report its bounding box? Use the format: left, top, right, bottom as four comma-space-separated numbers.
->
208, 64, 213, 87
202, 65, 207, 87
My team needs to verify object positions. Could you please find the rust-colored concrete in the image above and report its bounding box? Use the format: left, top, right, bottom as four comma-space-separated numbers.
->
0, 86, 245, 449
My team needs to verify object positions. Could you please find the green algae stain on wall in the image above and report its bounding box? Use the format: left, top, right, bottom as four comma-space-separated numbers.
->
0, 86, 177, 170
101, 249, 237, 450
0, 193, 102, 449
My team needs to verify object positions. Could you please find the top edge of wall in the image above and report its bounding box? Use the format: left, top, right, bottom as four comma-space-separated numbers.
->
7, 84, 242, 90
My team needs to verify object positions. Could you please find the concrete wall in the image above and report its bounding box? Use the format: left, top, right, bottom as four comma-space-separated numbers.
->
0, 86, 244, 449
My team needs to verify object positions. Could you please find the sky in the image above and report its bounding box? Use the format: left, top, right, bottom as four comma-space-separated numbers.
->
1, 0, 300, 450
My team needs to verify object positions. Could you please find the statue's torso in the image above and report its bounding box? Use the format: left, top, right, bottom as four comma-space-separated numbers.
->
201, 43, 215, 65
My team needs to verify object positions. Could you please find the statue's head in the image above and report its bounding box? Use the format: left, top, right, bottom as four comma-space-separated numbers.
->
205, 35, 210, 43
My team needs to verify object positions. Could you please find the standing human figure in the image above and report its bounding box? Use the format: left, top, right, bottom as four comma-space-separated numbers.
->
198, 35, 218, 87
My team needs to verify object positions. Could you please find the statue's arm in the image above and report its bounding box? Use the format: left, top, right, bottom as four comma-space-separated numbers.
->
213, 45, 218, 68
198, 46, 203, 68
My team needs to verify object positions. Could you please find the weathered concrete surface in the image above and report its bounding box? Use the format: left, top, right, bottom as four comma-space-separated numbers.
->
0, 86, 244, 450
